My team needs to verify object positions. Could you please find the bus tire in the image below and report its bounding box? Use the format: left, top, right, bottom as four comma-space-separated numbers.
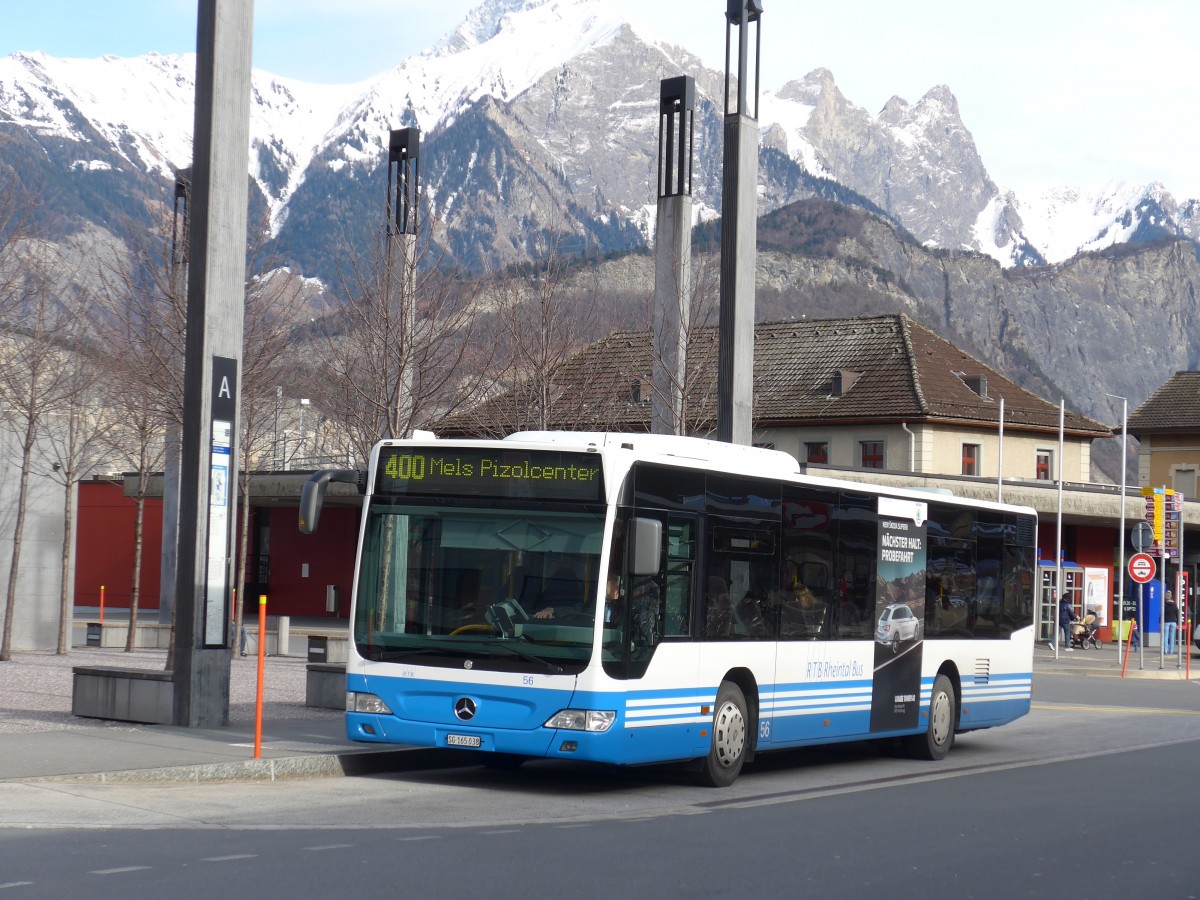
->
697, 681, 748, 787
904, 673, 955, 761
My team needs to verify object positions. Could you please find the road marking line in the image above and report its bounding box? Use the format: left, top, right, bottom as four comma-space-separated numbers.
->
202, 855, 258, 862
0, 883, 34, 890
397, 835, 439, 842
90, 867, 151, 875
304, 844, 353, 851
1033, 703, 1200, 716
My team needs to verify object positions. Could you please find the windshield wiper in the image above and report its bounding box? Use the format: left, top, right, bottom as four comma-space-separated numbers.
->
371, 647, 462, 663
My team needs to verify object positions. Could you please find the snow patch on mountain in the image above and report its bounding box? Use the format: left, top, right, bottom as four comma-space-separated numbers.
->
1015, 181, 1171, 262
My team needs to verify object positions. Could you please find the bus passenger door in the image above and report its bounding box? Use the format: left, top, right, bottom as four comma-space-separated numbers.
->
622, 513, 698, 680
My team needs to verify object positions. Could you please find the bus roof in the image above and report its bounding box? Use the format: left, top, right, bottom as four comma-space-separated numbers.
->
381, 430, 1035, 519
503, 431, 802, 480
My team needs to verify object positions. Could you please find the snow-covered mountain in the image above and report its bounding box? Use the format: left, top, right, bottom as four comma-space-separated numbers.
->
0, 0, 1196, 274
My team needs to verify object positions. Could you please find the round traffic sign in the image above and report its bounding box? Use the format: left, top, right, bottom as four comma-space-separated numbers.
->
1131, 522, 1153, 552
1128, 552, 1156, 584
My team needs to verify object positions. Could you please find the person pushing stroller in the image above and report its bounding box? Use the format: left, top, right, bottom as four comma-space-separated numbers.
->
1070, 608, 1102, 649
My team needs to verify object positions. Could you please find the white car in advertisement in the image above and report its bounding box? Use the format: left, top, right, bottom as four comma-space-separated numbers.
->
876, 603, 921, 652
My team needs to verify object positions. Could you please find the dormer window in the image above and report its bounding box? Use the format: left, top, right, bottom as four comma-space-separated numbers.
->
959, 373, 988, 398
831, 370, 861, 397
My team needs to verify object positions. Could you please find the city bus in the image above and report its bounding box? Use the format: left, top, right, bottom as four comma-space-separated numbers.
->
300, 431, 1036, 786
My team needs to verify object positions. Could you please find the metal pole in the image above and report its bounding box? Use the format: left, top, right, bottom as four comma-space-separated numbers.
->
1139, 580, 1145, 669
1160, 484, 1167, 670
1107, 394, 1127, 666
273, 386, 282, 469
1177, 500, 1184, 670
996, 397, 1004, 503
1054, 399, 1064, 657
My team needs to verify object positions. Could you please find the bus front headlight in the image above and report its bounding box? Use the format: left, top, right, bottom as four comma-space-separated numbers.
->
544, 709, 616, 732
347, 692, 393, 715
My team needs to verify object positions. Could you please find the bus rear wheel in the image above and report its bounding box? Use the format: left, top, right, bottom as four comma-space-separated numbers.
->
696, 681, 748, 787
904, 673, 955, 761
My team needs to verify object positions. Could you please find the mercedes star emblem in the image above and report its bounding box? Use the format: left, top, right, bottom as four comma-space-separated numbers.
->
454, 697, 477, 721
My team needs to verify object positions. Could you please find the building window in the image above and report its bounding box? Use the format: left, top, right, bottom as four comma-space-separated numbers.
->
1173, 468, 1197, 499
962, 443, 980, 476
1035, 449, 1053, 481
805, 441, 829, 464
860, 440, 885, 469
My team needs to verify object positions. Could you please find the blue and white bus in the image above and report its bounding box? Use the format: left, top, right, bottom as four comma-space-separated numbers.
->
300, 431, 1035, 786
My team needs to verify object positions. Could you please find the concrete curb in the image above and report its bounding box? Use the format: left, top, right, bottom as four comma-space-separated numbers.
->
9, 748, 461, 786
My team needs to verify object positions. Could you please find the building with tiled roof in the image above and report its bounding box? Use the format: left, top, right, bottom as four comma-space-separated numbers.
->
1127, 370, 1200, 496
439, 314, 1110, 482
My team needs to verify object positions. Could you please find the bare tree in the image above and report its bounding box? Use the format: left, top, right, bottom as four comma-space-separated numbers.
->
308, 224, 489, 464
93, 210, 186, 654
472, 229, 606, 436
650, 249, 721, 436
41, 337, 118, 653
0, 244, 83, 660
231, 261, 307, 654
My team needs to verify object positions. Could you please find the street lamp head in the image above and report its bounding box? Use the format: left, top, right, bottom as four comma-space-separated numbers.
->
726, 0, 763, 23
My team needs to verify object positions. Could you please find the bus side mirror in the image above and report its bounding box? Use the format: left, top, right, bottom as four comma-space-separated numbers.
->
630, 517, 662, 576
299, 469, 363, 534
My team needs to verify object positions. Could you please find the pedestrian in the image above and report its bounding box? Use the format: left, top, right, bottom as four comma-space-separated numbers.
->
1129, 616, 1141, 652
1164, 591, 1179, 655
1058, 593, 1077, 652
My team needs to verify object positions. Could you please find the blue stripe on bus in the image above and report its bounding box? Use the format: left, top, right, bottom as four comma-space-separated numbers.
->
344, 670, 1033, 762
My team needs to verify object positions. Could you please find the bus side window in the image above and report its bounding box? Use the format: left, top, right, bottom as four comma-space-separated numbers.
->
705, 576, 732, 637
629, 575, 662, 654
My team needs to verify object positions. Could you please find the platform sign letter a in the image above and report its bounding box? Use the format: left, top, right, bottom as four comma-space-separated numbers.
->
218, 376, 232, 399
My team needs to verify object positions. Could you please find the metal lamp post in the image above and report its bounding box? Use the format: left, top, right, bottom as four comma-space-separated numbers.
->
1106, 393, 1128, 665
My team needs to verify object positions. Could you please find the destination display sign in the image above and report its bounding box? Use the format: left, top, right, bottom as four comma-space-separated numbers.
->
374, 447, 604, 502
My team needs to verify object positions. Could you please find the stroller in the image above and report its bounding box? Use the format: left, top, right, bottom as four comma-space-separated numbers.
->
1070, 613, 1103, 649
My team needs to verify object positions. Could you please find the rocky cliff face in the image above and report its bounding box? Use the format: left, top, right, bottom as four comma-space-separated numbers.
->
582, 200, 1200, 462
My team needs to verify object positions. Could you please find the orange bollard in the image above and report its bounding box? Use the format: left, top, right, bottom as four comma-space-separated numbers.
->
254, 594, 266, 760
99, 585, 105, 624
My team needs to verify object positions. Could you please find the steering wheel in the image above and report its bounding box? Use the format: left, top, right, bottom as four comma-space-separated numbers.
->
449, 623, 498, 636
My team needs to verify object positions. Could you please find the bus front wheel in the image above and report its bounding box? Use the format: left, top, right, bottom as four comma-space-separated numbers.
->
697, 681, 748, 787
904, 673, 955, 761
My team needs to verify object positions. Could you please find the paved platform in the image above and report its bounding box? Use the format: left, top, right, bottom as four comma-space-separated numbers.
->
0, 647, 423, 785
0, 641, 1196, 785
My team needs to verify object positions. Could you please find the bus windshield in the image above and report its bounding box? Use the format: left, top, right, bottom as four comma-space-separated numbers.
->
353, 499, 608, 674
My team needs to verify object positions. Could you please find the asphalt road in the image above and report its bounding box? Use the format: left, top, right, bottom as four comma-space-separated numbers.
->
4, 672, 1200, 898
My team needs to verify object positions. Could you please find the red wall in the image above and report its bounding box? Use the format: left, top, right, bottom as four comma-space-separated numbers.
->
76, 482, 360, 619
1072, 525, 1116, 640
75, 481, 163, 610
1038, 523, 1116, 640
260, 506, 359, 617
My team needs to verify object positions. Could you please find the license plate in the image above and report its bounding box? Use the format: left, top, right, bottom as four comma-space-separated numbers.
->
446, 734, 481, 748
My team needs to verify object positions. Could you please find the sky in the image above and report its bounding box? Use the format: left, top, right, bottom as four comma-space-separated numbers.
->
3, 0, 1200, 199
